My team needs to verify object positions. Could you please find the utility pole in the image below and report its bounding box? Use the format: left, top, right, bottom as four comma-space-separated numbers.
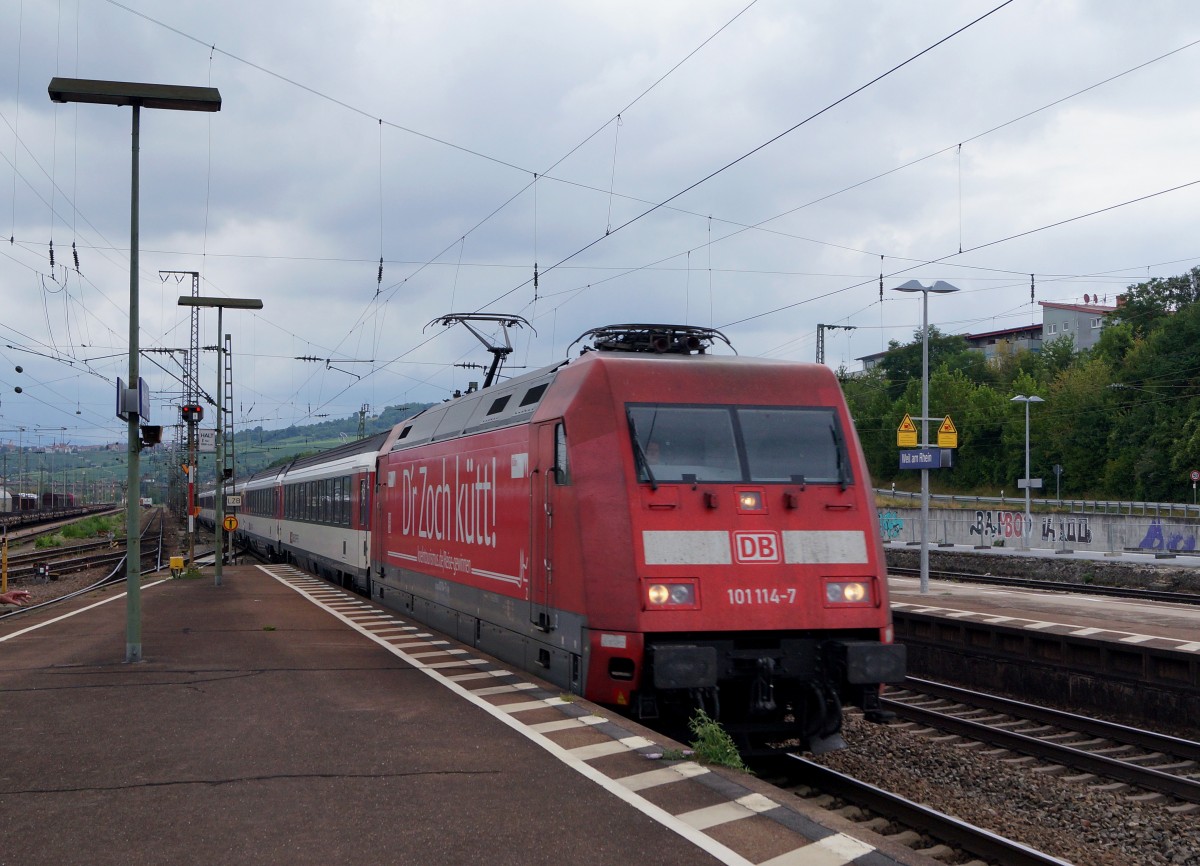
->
162, 270, 201, 570
815, 324, 856, 365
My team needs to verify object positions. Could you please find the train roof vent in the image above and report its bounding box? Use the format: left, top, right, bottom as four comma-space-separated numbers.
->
570, 323, 735, 356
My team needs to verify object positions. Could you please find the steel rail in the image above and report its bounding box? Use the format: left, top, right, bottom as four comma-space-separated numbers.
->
884, 698, 1200, 804
787, 756, 1075, 866
898, 677, 1200, 759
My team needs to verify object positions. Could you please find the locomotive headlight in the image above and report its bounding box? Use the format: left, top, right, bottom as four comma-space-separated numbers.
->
646, 582, 697, 608
825, 581, 870, 604
737, 490, 763, 511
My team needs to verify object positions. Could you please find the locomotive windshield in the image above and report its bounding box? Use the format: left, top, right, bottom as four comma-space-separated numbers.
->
627, 403, 851, 485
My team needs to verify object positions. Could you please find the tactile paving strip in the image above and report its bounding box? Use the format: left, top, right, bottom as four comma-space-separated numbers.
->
260, 564, 904, 866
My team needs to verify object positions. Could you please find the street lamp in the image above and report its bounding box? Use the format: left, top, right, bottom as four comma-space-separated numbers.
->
892, 279, 960, 593
48, 77, 221, 664
178, 296, 263, 587
1010, 395, 1044, 549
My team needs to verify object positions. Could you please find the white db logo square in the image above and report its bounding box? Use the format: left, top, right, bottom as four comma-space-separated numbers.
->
733, 531, 780, 563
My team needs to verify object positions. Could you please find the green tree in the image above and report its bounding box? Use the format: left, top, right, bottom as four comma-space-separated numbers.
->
1110, 267, 1200, 338
1042, 359, 1114, 497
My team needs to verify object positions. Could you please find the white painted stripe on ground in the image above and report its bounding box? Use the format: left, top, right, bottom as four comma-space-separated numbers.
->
406, 648, 469, 659
471, 683, 539, 697
568, 740, 632, 761
759, 833, 874, 866
260, 564, 769, 866
737, 793, 780, 813
0, 578, 170, 643
615, 767, 691, 791
619, 763, 710, 792
528, 717, 593, 734
497, 698, 567, 714
677, 801, 754, 830
421, 658, 488, 669
898, 603, 1200, 653
444, 669, 514, 682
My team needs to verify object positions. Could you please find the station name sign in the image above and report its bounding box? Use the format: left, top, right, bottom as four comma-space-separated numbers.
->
898, 448, 953, 470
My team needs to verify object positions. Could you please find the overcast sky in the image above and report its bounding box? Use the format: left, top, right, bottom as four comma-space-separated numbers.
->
3, 0, 1199, 447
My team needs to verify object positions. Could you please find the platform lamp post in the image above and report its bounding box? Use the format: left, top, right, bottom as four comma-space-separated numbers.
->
891, 279, 960, 594
49, 78, 221, 663
178, 296, 263, 587
1011, 395, 1044, 549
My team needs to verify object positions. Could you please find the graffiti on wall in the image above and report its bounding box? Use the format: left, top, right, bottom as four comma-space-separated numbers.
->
1040, 516, 1092, 544
970, 510, 1030, 541
878, 510, 904, 540
1136, 519, 1198, 552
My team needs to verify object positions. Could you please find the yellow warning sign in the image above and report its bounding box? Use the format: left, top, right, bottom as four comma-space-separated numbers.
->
223, 515, 239, 532
938, 416, 958, 449
897, 414, 917, 447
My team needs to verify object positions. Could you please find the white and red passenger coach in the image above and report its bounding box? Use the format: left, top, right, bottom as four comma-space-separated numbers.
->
363, 324, 904, 752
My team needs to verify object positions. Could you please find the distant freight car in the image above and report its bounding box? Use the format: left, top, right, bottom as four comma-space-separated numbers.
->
41, 492, 76, 509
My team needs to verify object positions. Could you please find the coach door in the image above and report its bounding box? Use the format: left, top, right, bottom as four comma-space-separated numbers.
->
530, 421, 565, 632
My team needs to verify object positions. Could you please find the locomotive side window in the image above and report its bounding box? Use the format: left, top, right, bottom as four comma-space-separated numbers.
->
627, 403, 851, 485
554, 422, 570, 485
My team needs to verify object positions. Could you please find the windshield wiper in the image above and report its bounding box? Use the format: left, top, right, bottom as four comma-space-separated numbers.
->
831, 425, 849, 491
627, 415, 658, 491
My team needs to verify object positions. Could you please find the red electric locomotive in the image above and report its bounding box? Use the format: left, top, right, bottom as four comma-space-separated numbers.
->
371, 324, 904, 752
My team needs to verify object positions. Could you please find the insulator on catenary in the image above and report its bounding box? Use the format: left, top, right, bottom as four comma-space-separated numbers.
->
72, 242, 80, 271
377, 257, 383, 284
49, 240, 55, 269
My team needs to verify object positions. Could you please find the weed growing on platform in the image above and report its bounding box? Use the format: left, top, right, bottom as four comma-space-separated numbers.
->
658, 747, 693, 761
688, 709, 749, 772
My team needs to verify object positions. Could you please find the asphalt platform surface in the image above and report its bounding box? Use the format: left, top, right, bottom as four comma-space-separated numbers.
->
0, 564, 924, 866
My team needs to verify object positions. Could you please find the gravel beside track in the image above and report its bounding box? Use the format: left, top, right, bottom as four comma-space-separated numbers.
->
815, 714, 1200, 866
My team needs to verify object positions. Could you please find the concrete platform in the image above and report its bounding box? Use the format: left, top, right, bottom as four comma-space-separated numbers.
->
889, 571, 1200, 650
0, 564, 928, 866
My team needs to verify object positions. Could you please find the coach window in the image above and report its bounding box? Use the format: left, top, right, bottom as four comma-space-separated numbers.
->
359, 478, 369, 527
554, 423, 570, 484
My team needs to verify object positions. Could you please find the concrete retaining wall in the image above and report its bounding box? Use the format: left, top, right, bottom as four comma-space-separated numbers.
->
877, 506, 1200, 555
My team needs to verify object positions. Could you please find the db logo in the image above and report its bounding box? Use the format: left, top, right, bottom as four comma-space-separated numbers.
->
733, 531, 780, 563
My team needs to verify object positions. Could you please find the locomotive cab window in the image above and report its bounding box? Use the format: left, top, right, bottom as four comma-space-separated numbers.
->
554, 422, 570, 485
627, 403, 851, 485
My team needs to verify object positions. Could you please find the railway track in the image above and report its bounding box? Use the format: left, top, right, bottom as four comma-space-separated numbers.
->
784, 755, 1074, 866
889, 564, 1200, 604
885, 677, 1200, 810
0, 511, 168, 619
